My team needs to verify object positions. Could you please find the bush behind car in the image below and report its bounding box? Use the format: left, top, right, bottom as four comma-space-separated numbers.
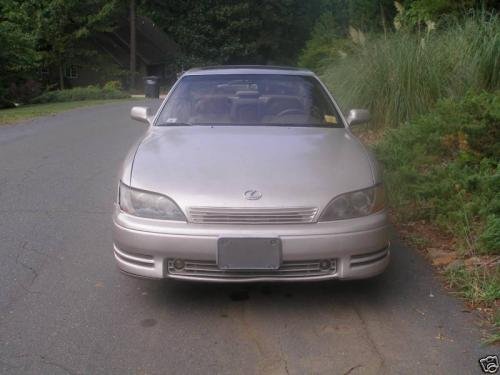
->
30, 81, 128, 104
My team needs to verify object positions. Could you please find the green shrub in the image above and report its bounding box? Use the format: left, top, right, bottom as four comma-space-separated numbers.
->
7, 80, 42, 104
480, 215, 500, 254
317, 12, 499, 127
31, 85, 128, 104
298, 13, 354, 72
375, 92, 500, 255
103, 80, 122, 91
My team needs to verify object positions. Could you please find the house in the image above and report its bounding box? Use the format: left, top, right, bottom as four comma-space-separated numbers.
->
44, 16, 180, 91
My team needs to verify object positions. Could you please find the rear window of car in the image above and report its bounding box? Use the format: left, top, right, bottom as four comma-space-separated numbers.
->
156, 74, 342, 128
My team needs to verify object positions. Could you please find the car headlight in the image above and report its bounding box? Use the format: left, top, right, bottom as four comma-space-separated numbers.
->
119, 182, 186, 221
319, 184, 385, 221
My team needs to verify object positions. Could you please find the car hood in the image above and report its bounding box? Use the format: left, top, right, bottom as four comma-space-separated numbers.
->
130, 126, 374, 211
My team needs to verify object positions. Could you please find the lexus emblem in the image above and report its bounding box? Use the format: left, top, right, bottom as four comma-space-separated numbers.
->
244, 190, 262, 200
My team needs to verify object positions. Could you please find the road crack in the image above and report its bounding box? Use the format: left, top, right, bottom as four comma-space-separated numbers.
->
343, 364, 363, 374
15, 252, 39, 286
351, 303, 386, 373
12, 241, 48, 296
229, 301, 288, 374
278, 336, 290, 375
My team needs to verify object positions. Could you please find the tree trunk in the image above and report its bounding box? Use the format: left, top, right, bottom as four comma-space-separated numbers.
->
380, 2, 387, 40
130, 0, 136, 91
59, 61, 65, 90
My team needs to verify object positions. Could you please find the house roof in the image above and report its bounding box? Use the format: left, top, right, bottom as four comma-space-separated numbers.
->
94, 16, 179, 68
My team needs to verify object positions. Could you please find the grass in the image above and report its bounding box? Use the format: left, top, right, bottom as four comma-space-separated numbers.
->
447, 264, 500, 344
319, 12, 499, 127
0, 98, 132, 125
447, 265, 500, 307
404, 233, 431, 249
484, 313, 500, 345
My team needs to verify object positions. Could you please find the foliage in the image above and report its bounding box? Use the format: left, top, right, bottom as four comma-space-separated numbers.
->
396, 0, 498, 29
2, 0, 498, 105
480, 215, 500, 254
7, 80, 43, 104
297, 0, 398, 72
297, 13, 355, 72
0, 0, 39, 107
31, 85, 128, 104
318, 12, 499, 127
308, 0, 397, 36
141, 0, 324, 66
446, 261, 499, 345
17, 0, 121, 89
375, 92, 500, 255
302, 2, 500, 329
485, 312, 500, 345
103, 80, 123, 91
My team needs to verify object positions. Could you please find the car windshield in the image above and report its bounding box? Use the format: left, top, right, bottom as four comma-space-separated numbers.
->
156, 74, 342, 127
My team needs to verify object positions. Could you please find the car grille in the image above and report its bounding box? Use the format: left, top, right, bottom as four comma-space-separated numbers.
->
187, 207, 318, 224
166, 259, 336, 279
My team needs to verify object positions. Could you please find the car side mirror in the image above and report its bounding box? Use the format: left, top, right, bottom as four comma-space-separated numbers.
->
131, 106, 152, 125
346, 109, 371, 126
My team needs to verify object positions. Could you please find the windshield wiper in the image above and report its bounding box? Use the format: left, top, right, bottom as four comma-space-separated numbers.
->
155, 122, 193, 127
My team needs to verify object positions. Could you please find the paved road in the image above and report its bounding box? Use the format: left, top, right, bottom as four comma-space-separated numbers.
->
0, 101, 495, 374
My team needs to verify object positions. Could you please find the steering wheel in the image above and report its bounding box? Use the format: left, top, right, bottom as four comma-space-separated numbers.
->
276, 108, 306, 117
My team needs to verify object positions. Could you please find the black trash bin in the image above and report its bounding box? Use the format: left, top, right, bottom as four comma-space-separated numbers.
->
143, 76, 160, 98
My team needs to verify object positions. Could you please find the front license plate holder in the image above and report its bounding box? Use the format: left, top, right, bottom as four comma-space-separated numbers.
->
217, 238, 282, 270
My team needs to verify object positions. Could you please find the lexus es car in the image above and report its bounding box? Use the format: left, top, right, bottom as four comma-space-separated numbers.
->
113, 66, 389, 282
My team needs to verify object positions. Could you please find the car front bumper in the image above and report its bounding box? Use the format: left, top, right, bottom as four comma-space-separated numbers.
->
112, 205, 390, 282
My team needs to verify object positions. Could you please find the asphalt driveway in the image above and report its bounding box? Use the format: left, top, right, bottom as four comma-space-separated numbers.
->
0, 101, 495, 374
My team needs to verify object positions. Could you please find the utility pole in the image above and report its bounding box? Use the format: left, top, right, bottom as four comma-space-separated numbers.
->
130, 0, 136, 90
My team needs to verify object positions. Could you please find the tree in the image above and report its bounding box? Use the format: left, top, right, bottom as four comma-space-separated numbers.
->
297, 12, 349, 71
22, 0, 122, 89
140, 0, 324, 67
318, 0, 396, 35
0, 1, 39, 106
393, 0, 499, 31
130, 0, 136, 89
297, 0, 397, 71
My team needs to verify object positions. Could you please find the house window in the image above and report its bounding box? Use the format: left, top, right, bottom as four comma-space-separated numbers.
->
40, 66, 49, 76
64, 65, 79, 79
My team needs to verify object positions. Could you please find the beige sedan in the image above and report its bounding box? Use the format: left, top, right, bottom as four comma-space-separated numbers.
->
113, 66, 389, 282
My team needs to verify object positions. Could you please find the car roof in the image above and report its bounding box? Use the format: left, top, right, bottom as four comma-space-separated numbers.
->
183, 65, 315, 76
